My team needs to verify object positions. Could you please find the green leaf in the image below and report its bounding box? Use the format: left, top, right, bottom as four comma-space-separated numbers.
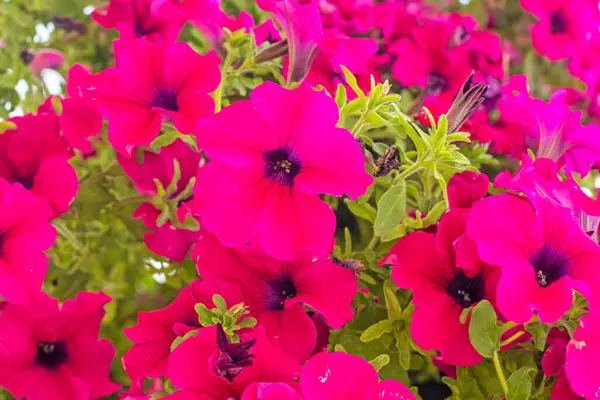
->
374, 181, 407, 237
195, 303, 216, 326
151, 130, 180, 150
368, 354, 390, 372
507, 367, 536, 400
345, 199, 377, 223
344, 227, 352, 258
237, 317, 257, 329
524, 322, 550, 351
360, 319, 393, 342
468, 300, 501, 358
383, 279, 402, 322
212, 294, 228, 313
170, 329, 199, 351
340, 65, 365, 98
335, 83, 347, 110
0, 120, 16, 134
395, 330, 411, 370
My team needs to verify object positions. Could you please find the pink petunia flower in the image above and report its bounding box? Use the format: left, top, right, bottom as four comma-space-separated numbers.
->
193, 81, 372, 260
319, 0, 374, 36
93, 38, 220, 156
541, 328, 581, 399
166, 324, 301, 399
300, 351, 415, 399
60, 64, 104, 155
520, 0, 595, 61
492, 76, 600, 177
21, 48, 64, 77
253, 18, 283, 46
1, 113, 78, 218
191, 9, 254, 54
258, 0, 324, 83
565, 312, 600, 398
390, 20, 472, 112
0, 180, 55, 304
305, 30, 379, 97
193, 230, 357, 363
241, 382, 303, 399
468, 193, 600, 324
0, 291, 120, 399
387, 210, 500, 366
447, 170, 489, 210
91, 0, 189, 44
133, 202, 200, 262
123, 280, 239, 383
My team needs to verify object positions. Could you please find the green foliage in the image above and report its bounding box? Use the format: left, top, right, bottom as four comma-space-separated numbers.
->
468, 300, 501, 358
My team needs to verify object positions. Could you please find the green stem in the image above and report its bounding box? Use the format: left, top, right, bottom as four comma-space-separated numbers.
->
493, 350, 509, 396
54, 221, 83, 252
366, 236, 379, 250
499, 331, 526, 348
350, 109, 372, 138
214, 52, 234, 113
396, 162, 422, 181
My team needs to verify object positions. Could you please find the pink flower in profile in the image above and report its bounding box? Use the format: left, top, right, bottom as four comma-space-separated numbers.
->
193, 231, 357, 363
193, 82, 372, 260
92, 0, 188, 43
468, 193, 600, 324
492, 76, 600, 177
300, 351, 414, 399
0, 180, 55, 304
520, 0, 595, 61
305, 30, 379, 96
258, 0, 324, 83
166, 325, 301, 399
123, 280, 238, 383
253, 19, 283, 46
447, 170, 489, 210
133, 203, 200, 262
191, 10, 254, 54
0, 292, 120, 399
387, 210, 500, 366
565, 312, 600, 398
93, 39, 220, 156
60, 64, 104, 155
1, 113, 78, 218
21, 48, 64, 77
319, 0, 374, 35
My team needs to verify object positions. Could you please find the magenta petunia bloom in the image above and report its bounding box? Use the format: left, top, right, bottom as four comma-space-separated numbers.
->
565, 312, 600, 398
541, 329, 581, 400
468, 193, 600, 324
123, 280, 233, 382
193, 230, 357, 363
492, 76, 600, 177
258, 0, 324, 83
520, 0, 595, 61
1, 113, 78, 218
57, 64, 104, 155
167, 324, 301, 399
193, 81, 372, 260
22, 48, 64, 77
447, 171, 489, 210
319, 0, 374, 36
390, 20, 471, 108
0, 180, 55, 304
300, 351, 415, 399
241, 382, 303, 399
253, 18, 283, 46
92, 0, 188, 44
190, 9, 254, 54
93, 38, 220, 156
387, 210, 500, 366
133, 202, 200, 262
119, 139, 200, 198
305, 30, 379, 97
0, 292, 120, 399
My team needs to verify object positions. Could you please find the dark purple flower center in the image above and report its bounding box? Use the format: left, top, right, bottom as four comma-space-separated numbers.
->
446, 270, 485, 308
264, 273, 297, 311
529, 244, 571, 287
17, 176, 34, 190
426, 73, 448, 96
151, 87, 179, 112
263, 147, 302, 188
549, 10, 568, 34
215, 324, 256, 382
35, 341, 68, 369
